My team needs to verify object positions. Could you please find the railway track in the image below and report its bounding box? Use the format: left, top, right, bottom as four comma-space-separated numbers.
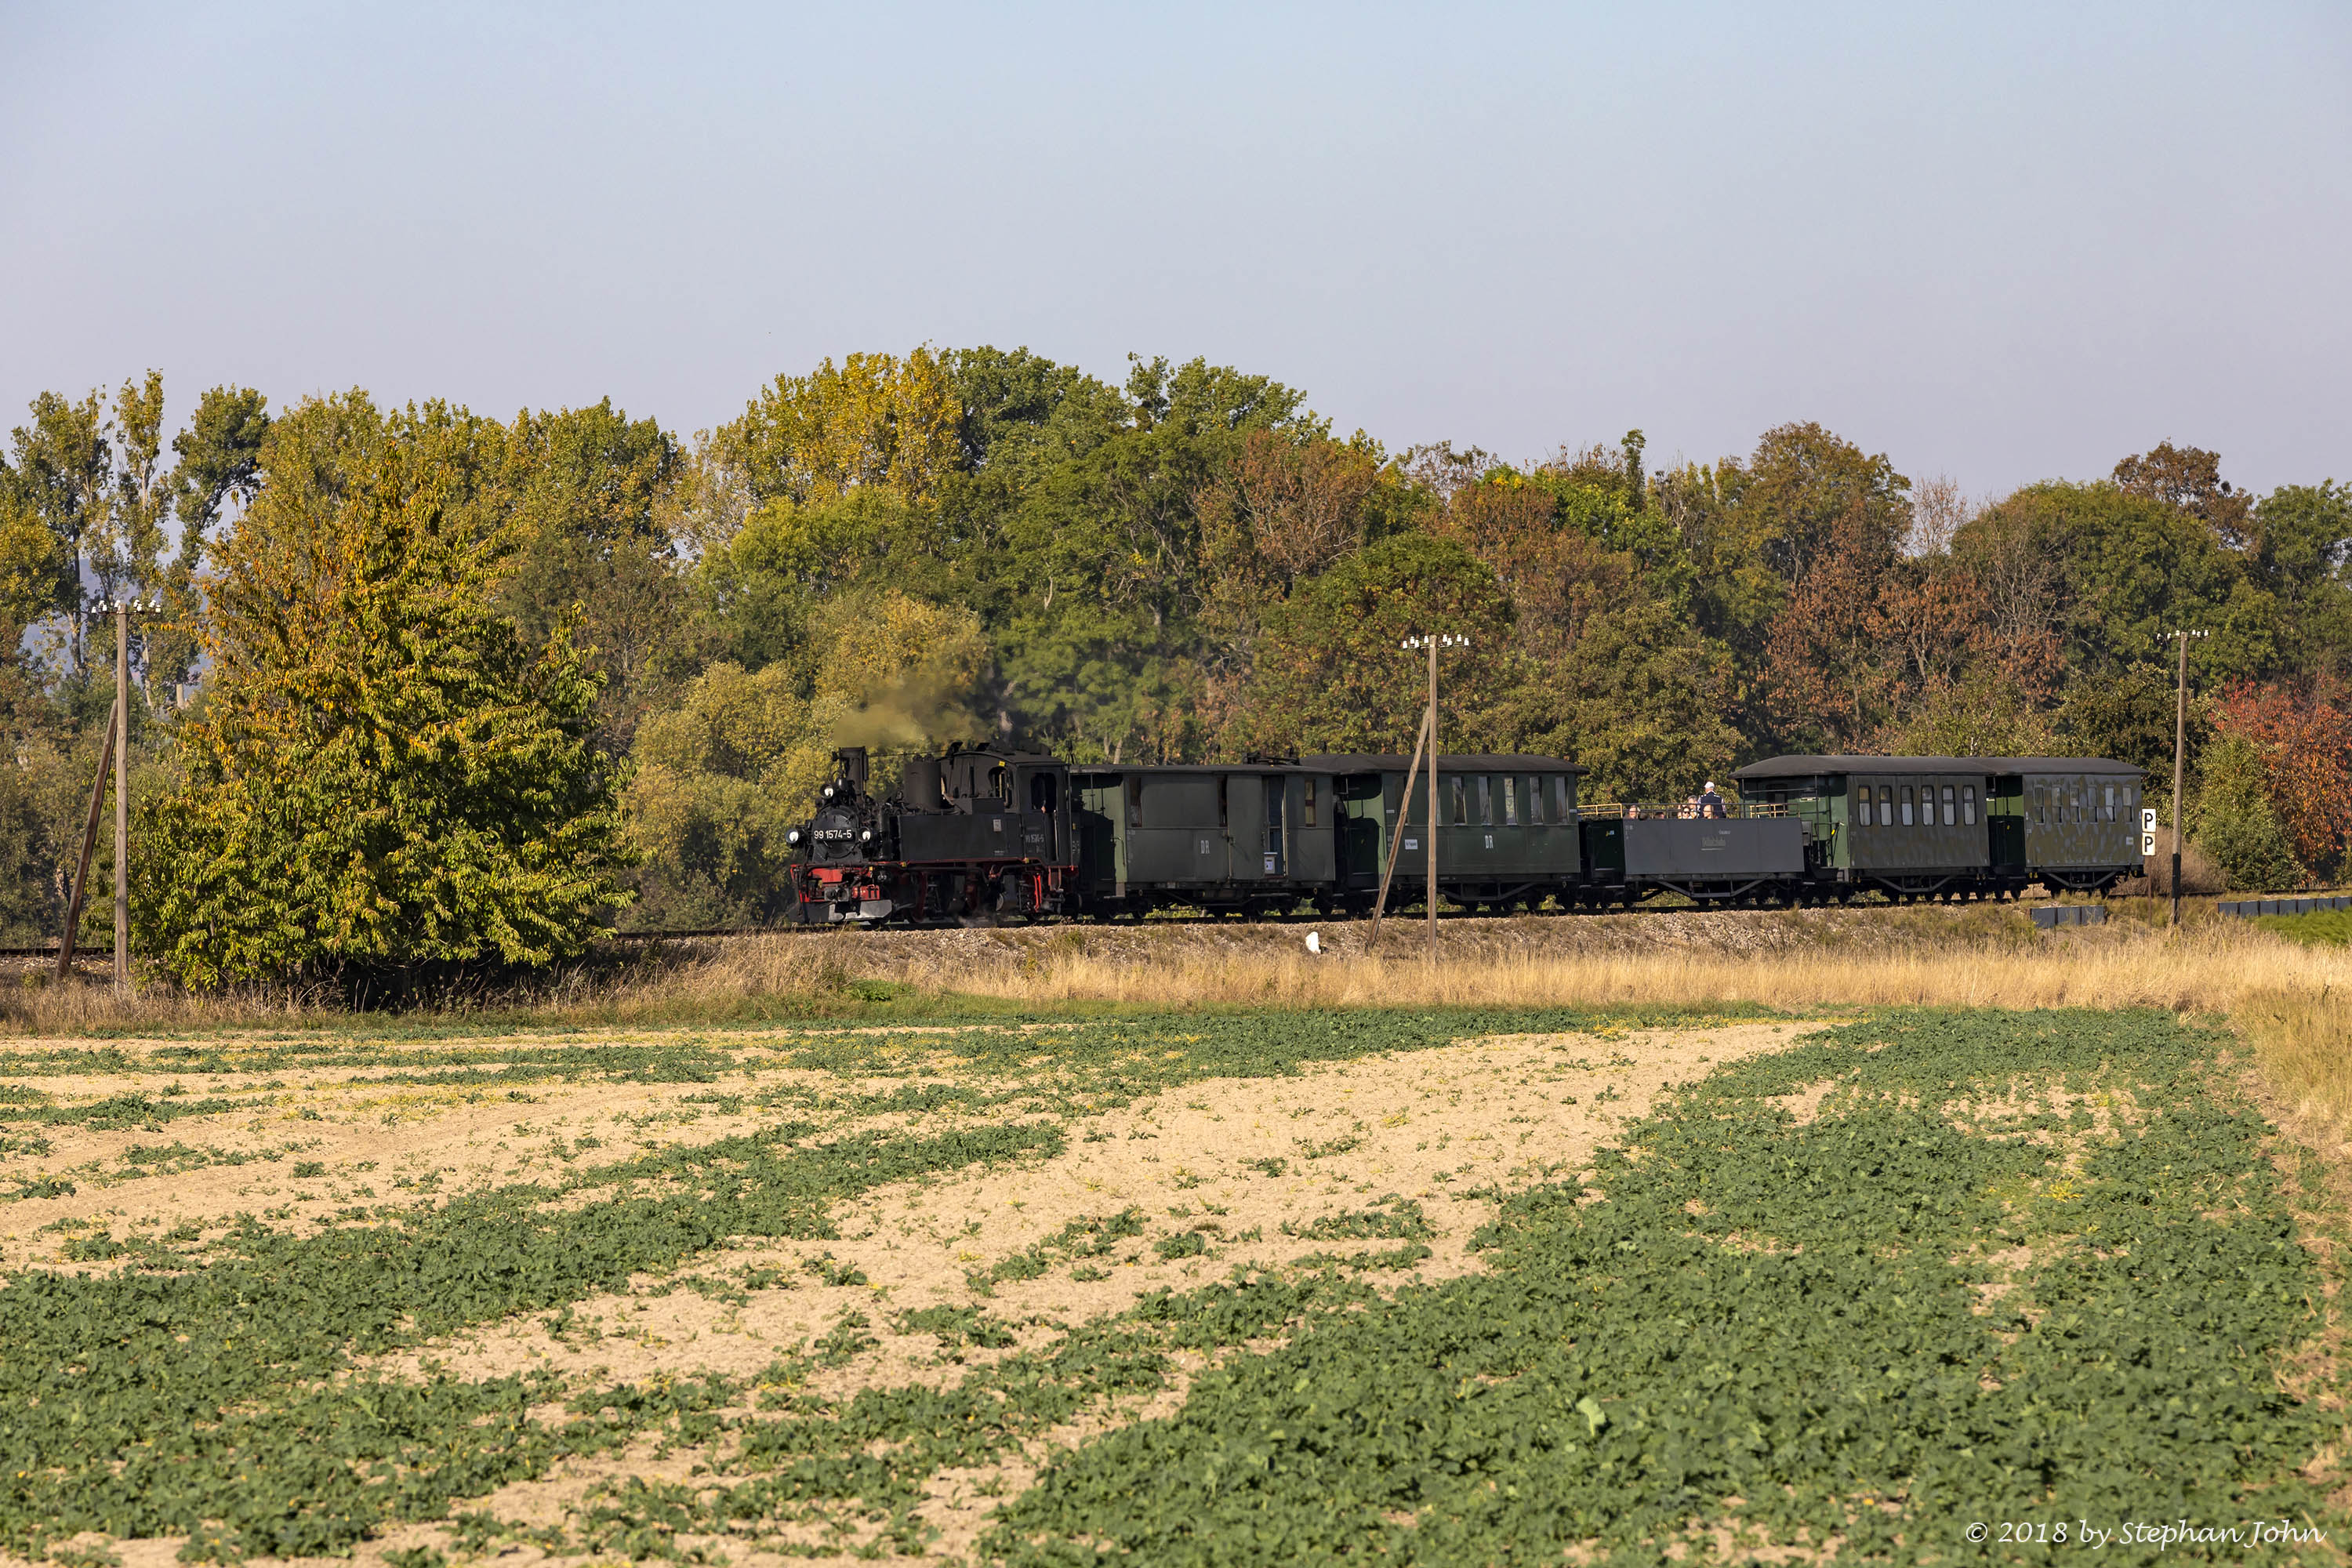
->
0, 892, 2081, 962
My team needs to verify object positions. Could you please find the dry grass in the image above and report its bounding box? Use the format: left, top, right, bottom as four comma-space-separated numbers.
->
8, 902, 2347, 1066
917, 931, 2338, 1012
2241, 986, 2352, 1150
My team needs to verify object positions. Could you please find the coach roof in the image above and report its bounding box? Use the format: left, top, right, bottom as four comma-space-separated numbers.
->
1732, 754, 2143, 780
1304, 753, 1585, 773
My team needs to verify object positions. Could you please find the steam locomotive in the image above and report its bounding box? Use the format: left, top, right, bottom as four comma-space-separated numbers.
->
784, 743, 2147, 924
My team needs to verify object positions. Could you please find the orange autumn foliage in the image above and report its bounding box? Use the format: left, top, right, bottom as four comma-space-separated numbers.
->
2212, 681, 2352, 877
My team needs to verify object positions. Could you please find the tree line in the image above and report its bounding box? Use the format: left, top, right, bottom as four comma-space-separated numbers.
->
2, 348, 2346, 983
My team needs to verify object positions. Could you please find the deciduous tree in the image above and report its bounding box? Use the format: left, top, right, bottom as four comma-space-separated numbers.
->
136, 394, 634, 987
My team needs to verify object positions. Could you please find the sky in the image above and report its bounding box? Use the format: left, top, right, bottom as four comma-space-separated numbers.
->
3, 1, 2347, 500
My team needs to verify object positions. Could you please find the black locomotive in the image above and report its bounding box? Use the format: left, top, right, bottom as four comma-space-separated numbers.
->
785, 744, 2147, 924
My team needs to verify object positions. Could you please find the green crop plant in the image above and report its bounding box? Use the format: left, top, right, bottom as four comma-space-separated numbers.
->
896, 1305, 1020, 1351
1278, 1196, 1433, 1241
0, 1119, 1060, 1559
989, 1010, 2345, 1564
1152, 1230, 1210, 1261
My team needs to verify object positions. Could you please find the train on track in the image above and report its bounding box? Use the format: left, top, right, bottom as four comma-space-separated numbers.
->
783, 743, 2147, 924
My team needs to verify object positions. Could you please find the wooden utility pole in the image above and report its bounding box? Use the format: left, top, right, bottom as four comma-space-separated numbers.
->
114, 601, 129, 992
55, 699, 119, 981
2169, 627, 2208, 929
1367, 706, 1431, 948
1398, 634, 1467, 963
1426, 636, 1439, 960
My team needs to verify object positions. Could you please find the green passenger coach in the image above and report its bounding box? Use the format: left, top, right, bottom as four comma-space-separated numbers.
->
1305, 753, 1584, 912
1991, 757, 2145, 890
1731, 754, 2145, 899
1069, 764, 1338, 917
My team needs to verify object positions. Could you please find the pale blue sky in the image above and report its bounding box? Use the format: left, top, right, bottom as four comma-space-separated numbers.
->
4, 2, 2346, 498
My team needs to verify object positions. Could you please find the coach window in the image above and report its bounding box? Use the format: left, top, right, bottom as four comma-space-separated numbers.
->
1302, 779, 1317, 827
1474, 776, 1491, 825
1895, 786, 1911, 826
1962, 785, 1977, 826
1527, 779, 1545, 825
1857, 788, 1872, 826
2103, 782, 2116, 822
1217, 777, 1229, 828
1554, 777, 1572, 821
1450, 776, 1467, 825
1126, 775, 1143, 827
1941, 784, 1955, 826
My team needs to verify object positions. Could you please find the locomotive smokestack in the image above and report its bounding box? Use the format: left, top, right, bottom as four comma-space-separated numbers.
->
902, 754, 942, 810
836, 746, 869, 786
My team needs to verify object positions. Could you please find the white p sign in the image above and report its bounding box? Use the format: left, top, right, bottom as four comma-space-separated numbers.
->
2142, 808, 2158, 833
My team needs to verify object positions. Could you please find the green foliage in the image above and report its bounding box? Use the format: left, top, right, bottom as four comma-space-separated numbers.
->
6, 387, 109, 640
500, 399, 684, 747
134, 395, 638, 986
895, 1305, 1019, 1349
1242, 532, 1518, 754
2197, 735, 2306, 891
2249, 481, 2352, 673
1278, 1197, 1432, 1241
2252, 910, 2352, 948
992, 1010, 2335, 1563
10, 347, 2350, 947
623, 588, 989, 927
1152, 1229, 1210, 1261
1519, 594, 1742, 801
1664, 422, 1912, 677
0, 1116, 1059, 1558
1980, 481, 2278, 685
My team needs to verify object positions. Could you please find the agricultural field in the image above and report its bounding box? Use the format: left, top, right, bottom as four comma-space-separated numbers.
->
2, 993, 2349, 1565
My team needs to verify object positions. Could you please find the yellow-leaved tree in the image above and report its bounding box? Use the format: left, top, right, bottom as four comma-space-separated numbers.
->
625, 587, 988, 927
133, 394, 638, 988
719, 347, 960, 509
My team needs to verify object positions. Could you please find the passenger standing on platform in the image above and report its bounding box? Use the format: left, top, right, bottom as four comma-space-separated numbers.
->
1699, 781, 1725, 818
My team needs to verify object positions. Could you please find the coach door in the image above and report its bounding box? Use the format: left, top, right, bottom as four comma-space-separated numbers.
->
1262, 776, 1288, 877
1229, 774, 1266, 882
